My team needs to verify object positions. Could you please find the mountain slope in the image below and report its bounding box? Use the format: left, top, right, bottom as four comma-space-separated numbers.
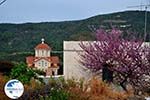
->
0, 10, 150, 61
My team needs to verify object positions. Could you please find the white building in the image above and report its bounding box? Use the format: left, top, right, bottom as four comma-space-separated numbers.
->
26, 39, 59, 76
63, 41, 93, 80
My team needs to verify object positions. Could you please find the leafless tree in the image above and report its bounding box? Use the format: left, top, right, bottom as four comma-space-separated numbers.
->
0, 0, 7, 6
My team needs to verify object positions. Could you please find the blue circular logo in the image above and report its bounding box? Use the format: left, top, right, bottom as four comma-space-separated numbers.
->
4, 79, 24, 99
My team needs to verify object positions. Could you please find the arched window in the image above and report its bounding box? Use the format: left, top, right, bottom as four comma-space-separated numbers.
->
42, 61, 44, 67
38, 62, 41, 67
45, 62, 47, 66
42, 50, 44, 56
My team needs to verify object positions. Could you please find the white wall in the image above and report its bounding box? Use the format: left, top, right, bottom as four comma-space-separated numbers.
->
35, 49, 50, 57
63, 41, 150, 80
63, 41, 93, 80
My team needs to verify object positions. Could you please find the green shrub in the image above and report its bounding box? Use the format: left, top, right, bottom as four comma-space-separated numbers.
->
10, 62, 35, 84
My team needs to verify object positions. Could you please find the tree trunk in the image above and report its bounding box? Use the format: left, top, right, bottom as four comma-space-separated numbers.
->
120, 82, 127, 91
102, 63, 113, 83
120, 79, 127, 92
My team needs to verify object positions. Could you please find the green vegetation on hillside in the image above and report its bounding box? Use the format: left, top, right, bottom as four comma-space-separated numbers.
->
0, 11, 150, 62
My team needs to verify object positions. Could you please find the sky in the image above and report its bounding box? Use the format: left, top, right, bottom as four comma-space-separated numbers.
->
0, 0, 149, 23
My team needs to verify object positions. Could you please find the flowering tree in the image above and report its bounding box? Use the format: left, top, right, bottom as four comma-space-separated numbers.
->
79, 29, 150, 91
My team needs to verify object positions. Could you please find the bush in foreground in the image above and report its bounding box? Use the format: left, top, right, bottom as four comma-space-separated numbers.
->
10, 63, 35, 84
20, 77, 134, 100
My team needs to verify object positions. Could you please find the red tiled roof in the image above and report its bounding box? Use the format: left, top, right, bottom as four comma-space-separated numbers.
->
34, 57, 51, 62
35, 43, 51, 50
51, 56, 59, 64
26, 56, 59, 65
26, 56, 34, 65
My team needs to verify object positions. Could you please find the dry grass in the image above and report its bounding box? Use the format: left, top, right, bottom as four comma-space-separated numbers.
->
12, 76, 136, 100
24, 79, 43, 90
66, 77, 133, 100
0, 74, 10, 100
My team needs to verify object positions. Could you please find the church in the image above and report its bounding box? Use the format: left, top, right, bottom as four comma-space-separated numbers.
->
26, 39, 59, 76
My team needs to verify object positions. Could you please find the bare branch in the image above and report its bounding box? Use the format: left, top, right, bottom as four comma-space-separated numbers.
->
0, 0, 7, 6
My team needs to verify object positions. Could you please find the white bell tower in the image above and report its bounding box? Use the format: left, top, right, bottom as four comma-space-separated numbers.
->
35, 38, 51, 57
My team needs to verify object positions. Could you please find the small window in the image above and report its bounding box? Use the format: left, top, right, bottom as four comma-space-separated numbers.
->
38, 62, 41, 66
45, 62, 47, 66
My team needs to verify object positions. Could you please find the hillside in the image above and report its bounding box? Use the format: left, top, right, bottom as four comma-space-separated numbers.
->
0, 10, 150, 62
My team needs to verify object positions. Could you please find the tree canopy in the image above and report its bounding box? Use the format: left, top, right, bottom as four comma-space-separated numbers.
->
79, 29, 150, 91
10, 63, 35, 84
